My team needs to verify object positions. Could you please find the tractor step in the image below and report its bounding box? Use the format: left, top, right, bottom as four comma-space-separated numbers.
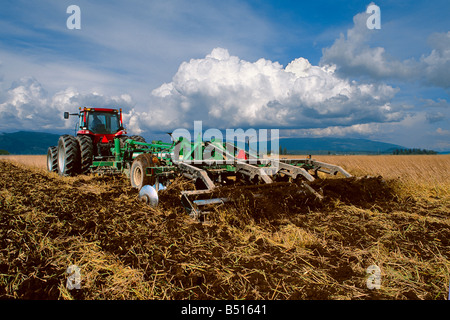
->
90, 165, 122, 175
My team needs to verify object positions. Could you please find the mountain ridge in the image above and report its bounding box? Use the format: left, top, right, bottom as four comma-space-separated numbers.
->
278, 137, 406, 154
0, 131, 443, 155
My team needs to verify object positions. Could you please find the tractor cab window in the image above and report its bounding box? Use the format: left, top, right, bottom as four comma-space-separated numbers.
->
87, 112, 120, 134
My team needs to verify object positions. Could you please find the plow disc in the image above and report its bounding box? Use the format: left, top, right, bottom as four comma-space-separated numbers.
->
179, 181, 324, 221
138, 185, 160, 207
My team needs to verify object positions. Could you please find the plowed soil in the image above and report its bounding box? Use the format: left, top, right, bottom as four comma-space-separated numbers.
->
0, 159, 449, 300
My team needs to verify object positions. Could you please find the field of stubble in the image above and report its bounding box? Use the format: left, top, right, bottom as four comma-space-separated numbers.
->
0, 154, 449, 300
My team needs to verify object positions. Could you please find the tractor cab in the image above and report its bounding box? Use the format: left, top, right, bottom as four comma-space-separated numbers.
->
64, 107, 127, 145
85, 111, 120, 134
74, 107, 126, 136
62, 107, 128, 161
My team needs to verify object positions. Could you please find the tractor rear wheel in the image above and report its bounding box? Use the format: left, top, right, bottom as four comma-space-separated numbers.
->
76, 135, 93, 174
130, 135, 146, 143
130, 153, 155, 189
47, 146, 58, 172
117, 135, 129, 148
57, 135, 81, 176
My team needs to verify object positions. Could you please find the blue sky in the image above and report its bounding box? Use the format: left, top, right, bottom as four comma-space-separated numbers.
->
0, 0, 449, 150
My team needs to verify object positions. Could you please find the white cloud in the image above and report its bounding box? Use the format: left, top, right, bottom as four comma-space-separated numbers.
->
426, 111, 445, 123
320, 10, 418, 80
420, 98, 450, 109
127, 47, 402, 133
0, 77, 134, 132
436, 127, 450, 136
320, 8, 450, 89
421, 31, 450, 89
282, 123, 381, 138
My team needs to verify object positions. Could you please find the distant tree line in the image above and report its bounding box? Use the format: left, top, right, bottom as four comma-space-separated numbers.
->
392, 148, 437, 155
277, 146, 439, 156
0, 149, 9, 155
279, 146, 288, 155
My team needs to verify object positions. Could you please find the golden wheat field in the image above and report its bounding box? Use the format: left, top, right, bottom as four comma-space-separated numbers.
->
0, 154, 449, 301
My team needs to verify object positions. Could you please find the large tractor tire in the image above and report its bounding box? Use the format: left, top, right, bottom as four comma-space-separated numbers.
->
117, 135, 129, 148
130, 135, 146, 143
47, 146, 58, 173
130, 153, 155, 189
76, 135, 94, 174
57, 135, 81, 176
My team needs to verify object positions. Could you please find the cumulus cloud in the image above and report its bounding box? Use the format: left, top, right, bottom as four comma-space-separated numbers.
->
435, 127, 450, 136
281, 123, 382, 138
420, 98, 450, 109
0, 77, 134, 131
320, 7, 450, 89
425, 111, 445, 123
127, 47, 402, 133
421, 32, 450, 88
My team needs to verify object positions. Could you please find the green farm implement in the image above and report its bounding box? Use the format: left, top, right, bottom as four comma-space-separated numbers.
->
48, 108, 352, 220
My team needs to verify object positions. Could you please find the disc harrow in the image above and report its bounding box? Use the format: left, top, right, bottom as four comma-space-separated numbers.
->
124, 138, 352, 220
47, 116, 352, 220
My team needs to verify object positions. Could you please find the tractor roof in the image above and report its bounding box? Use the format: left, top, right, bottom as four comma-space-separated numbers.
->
81, 107, 119, 113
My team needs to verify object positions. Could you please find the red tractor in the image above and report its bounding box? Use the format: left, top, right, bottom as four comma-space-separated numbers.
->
47, 107, 145, 176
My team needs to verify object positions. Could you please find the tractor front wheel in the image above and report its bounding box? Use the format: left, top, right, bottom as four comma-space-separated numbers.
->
47, 146, 58, 172
57, 135, 81, 176
77, 135, 93, 174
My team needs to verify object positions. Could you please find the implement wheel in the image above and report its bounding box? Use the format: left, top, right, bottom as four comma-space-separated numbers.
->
130, 153, 155, 189
57, 135, 81, 176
